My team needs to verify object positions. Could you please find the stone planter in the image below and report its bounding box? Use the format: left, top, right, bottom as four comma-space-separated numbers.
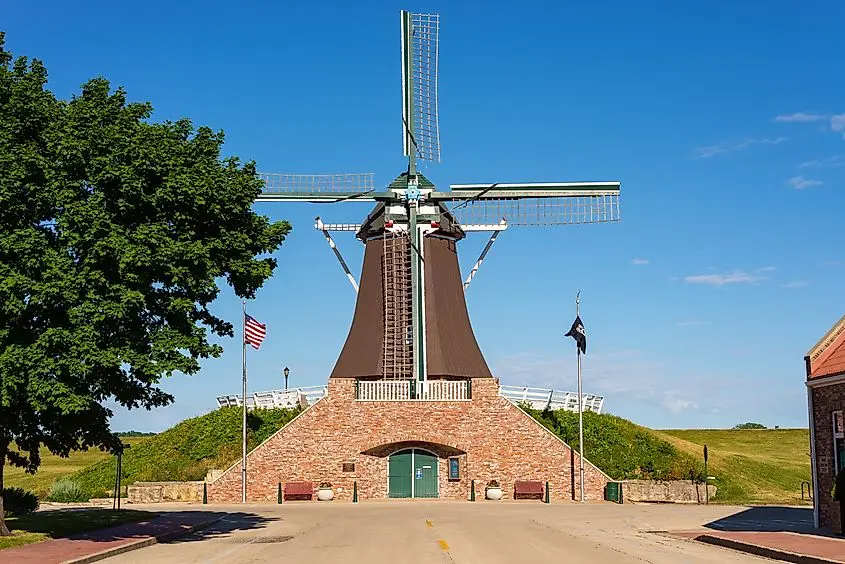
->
317, 487, 334, 501
486, 487, 503, 500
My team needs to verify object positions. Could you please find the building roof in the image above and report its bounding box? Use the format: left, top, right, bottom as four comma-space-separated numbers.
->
806, 314, 845, 380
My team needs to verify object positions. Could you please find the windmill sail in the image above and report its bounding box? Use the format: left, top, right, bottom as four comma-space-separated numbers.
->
256, 173, 377, 202
442, 182, 621, 226
402, 11, 441, 163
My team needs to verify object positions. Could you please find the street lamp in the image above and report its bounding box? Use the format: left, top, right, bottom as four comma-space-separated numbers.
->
283, 366, 290, 391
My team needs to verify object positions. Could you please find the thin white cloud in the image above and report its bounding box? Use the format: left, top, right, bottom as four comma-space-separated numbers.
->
832, 114, 845, 138
781, 280, 809, 288
755, 266, 777, 273
786, 175, 823, 190
683, 270, 767, 287
825, 261, 844, 268
799, 155, 845, 169
662, 395, 699, 414
489, 350, 795, 424
773, 112, 828, 123
694, 137, 788, 158
675, 320, 709, 327
631, 258, 649, 266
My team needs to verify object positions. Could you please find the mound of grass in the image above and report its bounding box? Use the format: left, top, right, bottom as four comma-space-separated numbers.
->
521, 404, 704, 481
658, 428, 812, 505
69, 406, 301, 498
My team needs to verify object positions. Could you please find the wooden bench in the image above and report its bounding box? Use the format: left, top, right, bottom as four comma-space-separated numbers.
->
514, 480, 544, 500
284, 481, 314, 501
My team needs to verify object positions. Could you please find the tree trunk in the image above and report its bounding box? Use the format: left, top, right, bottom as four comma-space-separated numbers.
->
0, 447, 10, 536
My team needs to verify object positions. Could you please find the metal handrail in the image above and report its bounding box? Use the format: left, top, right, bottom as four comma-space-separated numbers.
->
802, 480, 813, 501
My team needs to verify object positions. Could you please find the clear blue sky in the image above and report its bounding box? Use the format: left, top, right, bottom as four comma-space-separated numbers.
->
5, 0, 844, 431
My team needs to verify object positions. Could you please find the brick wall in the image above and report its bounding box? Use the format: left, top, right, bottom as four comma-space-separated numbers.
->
811, 382, 845, 529
207, 378, 609, 503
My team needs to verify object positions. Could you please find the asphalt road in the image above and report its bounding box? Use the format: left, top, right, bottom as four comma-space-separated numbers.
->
108, 502, 775, 563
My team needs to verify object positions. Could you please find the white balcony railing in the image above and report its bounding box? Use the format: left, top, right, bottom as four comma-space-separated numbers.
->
355, 379, 471, 401
499, 385, 604, 414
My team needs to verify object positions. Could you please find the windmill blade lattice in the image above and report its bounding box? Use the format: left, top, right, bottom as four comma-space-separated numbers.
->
256, 173, 377, 202
402, 12, 441, 163
443, 182, 621, 226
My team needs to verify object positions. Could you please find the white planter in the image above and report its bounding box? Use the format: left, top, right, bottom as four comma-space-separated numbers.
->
317, 488, 334, 501
486, 487, 503, 500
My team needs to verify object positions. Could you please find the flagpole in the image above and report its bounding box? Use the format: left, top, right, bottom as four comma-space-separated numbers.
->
577, 291, 585, 503
241, 300, 247, 504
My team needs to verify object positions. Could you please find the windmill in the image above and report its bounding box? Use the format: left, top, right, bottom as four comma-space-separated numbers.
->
256, 10, 621, 398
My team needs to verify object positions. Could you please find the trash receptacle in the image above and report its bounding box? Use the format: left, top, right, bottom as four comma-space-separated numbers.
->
605, 482, 623, 503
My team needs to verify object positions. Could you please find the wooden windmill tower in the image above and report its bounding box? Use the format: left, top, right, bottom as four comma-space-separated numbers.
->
256, 10, 621, 399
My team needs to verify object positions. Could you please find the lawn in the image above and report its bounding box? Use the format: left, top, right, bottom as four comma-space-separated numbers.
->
4, 437, 150, 498
0, 508, 158, 550
657, 428, 812, 506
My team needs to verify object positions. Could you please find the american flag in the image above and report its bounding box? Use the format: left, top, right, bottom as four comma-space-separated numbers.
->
244, 314, 266, 349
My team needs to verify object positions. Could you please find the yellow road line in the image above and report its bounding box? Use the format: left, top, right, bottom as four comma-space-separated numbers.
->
437, 539, 450, 551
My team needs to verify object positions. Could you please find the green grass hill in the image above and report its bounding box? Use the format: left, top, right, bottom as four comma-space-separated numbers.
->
658, 428, 811, 505
69, 406, 301, 498
521, 404, 811, 505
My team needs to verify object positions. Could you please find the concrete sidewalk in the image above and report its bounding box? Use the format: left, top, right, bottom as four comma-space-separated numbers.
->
2, 510, 227, 564
669, 530, 845, 564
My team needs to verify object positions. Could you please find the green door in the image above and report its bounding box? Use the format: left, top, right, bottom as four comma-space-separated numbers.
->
414, 450, 438, 498
388, 449, 438, 498
389, 450, 412, 498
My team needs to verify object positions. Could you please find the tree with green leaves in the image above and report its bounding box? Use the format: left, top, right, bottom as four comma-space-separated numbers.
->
0, 32, 290, 536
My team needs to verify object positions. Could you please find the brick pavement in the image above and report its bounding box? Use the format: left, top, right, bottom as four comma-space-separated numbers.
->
669, 529, 845, 563
1, 510, 227, 564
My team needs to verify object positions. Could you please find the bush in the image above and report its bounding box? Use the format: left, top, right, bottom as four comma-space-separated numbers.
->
2, 487, 39, 516
833, 470, 845, 501
47, 480, 89, 503
733, 422, 766, 430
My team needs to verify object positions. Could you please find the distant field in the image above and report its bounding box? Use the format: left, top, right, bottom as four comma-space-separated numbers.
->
5, 437, 150, 498
658, 428, 812, 506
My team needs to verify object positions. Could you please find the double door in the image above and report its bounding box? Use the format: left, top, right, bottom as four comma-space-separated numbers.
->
388, 448, 438, 498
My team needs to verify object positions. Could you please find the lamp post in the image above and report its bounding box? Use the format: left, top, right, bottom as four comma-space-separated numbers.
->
284, 366, 290, 391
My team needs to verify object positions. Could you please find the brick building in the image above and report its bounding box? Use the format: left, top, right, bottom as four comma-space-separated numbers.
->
207, 207, 610, 503
207, 377, 609, 502
806, 314, 845, 529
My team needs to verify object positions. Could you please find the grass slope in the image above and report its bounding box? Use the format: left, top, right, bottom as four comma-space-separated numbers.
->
658, 428, 812, 505
68, 406, 301, 498
5, 437, 149, 498
522, 406, 705, 481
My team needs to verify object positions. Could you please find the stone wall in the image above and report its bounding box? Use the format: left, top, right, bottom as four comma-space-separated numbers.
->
208, 378, 610, 502
811, 382, 845, 529
620, 480, 716, 504
127, 481, 204, 504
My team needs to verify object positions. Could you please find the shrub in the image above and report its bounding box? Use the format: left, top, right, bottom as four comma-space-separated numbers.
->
319, 482, 332, 489
47, 480, 89, 503
733, 422, 766, 430
486, 480, 500, 488
833, 470, 845, 501
2, 487, 39, 516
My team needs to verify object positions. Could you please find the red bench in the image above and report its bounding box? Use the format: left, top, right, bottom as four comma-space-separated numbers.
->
284, 481, 314, 501
514, 480, 544, 500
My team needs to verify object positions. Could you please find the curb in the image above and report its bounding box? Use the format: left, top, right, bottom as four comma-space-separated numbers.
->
62, 514, 229, 564
695, 534, 841, 564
